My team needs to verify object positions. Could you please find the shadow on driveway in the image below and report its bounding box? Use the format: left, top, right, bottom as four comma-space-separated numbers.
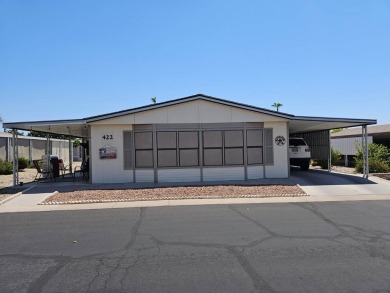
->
290, 168, 377, 186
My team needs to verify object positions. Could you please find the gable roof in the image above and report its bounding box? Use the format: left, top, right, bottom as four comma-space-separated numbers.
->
3, 93, 377, 137
84, 93, 294, 122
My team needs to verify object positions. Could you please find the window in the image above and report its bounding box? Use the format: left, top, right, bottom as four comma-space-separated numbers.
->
179, 131, 199, 167
203, 130, 244, 166
157, 132, 177, 167
224, 130, 244, 165
203, 131, 223, 166
247, 129, 263, 165
134, 132, 153, 168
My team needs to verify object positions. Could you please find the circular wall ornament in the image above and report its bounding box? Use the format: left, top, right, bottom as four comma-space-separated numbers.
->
275, 135, 286, 146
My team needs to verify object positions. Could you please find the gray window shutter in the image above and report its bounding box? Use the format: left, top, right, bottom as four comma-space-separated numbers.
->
264, 128, 274, 165
123, 131, 133, 170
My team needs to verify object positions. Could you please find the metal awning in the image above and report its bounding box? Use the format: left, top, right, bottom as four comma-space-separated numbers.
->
3, 119, 88, 138
290, 116, 376, 134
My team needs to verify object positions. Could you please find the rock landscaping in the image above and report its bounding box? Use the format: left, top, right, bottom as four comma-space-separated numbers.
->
41, 184, 307, 205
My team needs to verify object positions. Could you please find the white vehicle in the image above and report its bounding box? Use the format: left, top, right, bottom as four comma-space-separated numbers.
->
289, 137, 311, 170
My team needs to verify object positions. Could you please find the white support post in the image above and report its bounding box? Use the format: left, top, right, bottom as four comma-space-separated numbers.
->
46, 134, 50, 156
364, 125, 369, 178
328, 130, 332, 172
12, 130, 19, 186
362, 125, 369, 178
68, 137, 73, 173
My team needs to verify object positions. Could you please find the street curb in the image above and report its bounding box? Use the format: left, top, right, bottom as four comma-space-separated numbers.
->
0, 184, 37, 205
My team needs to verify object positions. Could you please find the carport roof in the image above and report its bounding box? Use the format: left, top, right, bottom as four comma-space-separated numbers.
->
331, 124, 390, 138
3, 94, 376, 137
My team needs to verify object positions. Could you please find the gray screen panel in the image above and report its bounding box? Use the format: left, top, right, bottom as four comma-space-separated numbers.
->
247, 130, 263, 147
135, 150, 154, 168
224, 130, 243, 147
203, 148, 223, 166
179, 132, 199, 148
247, 147, 263, 165
225, 148, 244, 165
179, 149, 199, 167
203, 131, 222, 148
134, 132, 153, 149
157, 132, 177, 149
158, 150, 177, 167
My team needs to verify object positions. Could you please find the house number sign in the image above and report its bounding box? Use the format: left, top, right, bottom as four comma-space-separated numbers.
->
102, 135, 114, 140
275, 135, 286, 146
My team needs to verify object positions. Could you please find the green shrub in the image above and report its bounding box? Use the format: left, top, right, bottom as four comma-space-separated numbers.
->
331, 148, 343, 166
355, 143, 390, 173
311, 148, 342, 169
0, 159, 13, 175
17, 157, 29, 170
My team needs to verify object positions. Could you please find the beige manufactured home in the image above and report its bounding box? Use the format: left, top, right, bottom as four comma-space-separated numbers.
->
4, 94, 376, 184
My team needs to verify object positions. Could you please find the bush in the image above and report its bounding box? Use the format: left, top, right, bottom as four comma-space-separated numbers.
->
331, 148, 343, 166
355, 143, 390, 173
0, 159, 13, 175
311, 148, 343, 169
17, 157, 29, 170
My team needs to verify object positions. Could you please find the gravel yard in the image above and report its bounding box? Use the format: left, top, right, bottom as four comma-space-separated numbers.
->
0, 168, 37, 190
373, 174, 390, 181
42, 184, 307, 204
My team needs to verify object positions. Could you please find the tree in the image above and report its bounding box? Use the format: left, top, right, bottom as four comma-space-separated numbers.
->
272, 102, 283, 112
6, 129, 24, 136
151, 97, 157, 104
331, 128, 344, 133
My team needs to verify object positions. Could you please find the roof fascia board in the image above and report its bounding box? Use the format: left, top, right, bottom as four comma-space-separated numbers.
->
3, 119, 85, 128
292, 116, 377, 125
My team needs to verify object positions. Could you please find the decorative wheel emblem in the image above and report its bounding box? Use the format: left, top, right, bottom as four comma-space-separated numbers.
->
275, 135, 286, 146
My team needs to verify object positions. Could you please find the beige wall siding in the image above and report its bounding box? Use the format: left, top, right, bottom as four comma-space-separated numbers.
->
247, 166, 264, 179
264, 122, 289, 178
158, 169, 201, 182
135, 169, 154, 182
90, 124, 133, 184
203, 167, 245, 181
90, 100, 287, 126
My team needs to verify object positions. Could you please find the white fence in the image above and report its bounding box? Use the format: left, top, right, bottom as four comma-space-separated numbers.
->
0, 132, 73, 164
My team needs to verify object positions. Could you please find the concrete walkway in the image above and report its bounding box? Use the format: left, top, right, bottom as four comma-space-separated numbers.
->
1, 171, 390, 213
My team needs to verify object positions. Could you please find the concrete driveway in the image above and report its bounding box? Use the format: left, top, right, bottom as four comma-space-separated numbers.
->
290, 168, 390, 196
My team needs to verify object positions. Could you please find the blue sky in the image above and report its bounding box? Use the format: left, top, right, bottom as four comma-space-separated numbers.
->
1, 0, 389, 126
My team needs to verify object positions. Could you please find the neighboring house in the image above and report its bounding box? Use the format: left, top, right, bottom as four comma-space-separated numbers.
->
4, 94, 376, 183
332, 124, 390, 166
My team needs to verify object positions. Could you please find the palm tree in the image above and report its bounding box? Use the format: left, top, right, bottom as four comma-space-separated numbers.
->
272, 102, 283, 112
151, 97, 157, 104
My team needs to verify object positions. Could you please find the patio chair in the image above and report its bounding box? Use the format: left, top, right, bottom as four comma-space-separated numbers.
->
73, 158, 89, 181
33, 160, 53, 181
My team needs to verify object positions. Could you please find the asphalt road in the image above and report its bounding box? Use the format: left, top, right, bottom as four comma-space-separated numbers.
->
1, 199, 390, 293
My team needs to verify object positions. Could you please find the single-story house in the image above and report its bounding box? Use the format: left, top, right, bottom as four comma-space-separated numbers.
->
4, 94, 376, 185
332, 124, 390, 166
